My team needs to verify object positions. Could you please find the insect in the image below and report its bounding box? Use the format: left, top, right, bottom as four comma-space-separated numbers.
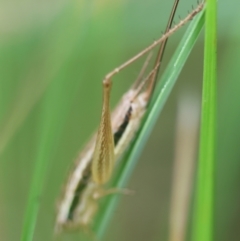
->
55, 0, 204, 233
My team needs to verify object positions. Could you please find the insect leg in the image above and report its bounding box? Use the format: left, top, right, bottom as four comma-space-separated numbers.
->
104, 1, 204, 82
92, 79, 115, 185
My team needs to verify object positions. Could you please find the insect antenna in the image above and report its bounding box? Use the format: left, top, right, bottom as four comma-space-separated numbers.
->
131, 62, 161, 102
146, 0, 180, 102
132, 52, 153, 89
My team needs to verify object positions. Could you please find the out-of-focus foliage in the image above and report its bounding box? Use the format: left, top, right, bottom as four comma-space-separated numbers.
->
0, 1, 239, 241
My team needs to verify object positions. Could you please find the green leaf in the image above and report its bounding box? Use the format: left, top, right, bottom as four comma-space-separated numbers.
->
192, 0, 217, 241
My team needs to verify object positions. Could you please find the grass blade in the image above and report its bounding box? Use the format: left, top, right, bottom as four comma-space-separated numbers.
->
94, 8, 205, 240
192, 0, 217, 241
19, 2, 93, 240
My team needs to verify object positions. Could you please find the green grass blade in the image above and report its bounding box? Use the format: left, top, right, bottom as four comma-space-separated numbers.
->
94, 8, 205, 240
20, 81, 76, 241
192, 1, 217, 241
19, 2, 93, 240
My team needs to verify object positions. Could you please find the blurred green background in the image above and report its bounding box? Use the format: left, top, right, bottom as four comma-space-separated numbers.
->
0, 0, 239, 241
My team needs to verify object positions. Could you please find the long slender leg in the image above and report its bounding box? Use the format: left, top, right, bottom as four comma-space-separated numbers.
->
104, 2, 204, 81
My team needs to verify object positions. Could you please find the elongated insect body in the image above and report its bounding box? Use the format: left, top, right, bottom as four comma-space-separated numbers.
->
56, 85, 149, 232
55, 0, 204, 233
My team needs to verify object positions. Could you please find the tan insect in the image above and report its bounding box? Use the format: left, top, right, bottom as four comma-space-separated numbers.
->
55, 0, 204, 233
